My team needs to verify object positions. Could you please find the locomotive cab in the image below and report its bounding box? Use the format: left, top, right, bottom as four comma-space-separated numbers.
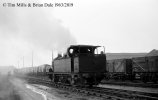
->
67, 45, 106, 73
67, 45, 105, 57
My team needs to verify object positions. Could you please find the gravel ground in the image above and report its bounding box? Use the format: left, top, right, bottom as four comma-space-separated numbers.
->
11, 77, 44, 100
2, 75, 157, 100
1, 76, 105, 100
4, 75, 158, 100
0, 75, 21, 100
30, 84, 105, 100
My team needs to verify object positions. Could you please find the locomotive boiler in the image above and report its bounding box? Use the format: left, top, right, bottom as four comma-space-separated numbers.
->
48, 45, 106, 86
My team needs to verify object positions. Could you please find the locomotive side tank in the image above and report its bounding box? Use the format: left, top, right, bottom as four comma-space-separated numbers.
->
51, 45, 106, 86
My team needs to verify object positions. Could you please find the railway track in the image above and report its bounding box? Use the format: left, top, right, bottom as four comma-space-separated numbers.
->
23, 76, 158, 100
101, 80, 158, 88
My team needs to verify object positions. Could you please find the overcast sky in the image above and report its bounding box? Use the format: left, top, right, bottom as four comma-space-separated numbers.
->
0, 0, 158, 67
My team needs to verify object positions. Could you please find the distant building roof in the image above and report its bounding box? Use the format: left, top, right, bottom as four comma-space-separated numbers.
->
146, 49, 158, 56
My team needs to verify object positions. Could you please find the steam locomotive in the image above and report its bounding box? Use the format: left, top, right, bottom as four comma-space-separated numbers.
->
48, 45, 106, 86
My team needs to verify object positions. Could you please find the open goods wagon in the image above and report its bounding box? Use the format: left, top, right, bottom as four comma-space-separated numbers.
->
132, 56, 158, 82
105, 56, 158, 83
105, 59, 132, 80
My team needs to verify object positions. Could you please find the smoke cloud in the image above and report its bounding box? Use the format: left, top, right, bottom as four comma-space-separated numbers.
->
0, 0, 76, 66
0, 5, 76, 50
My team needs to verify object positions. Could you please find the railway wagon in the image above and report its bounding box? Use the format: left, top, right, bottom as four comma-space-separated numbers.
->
132, 56, 158, 82
105, 59, 132, 80
15, 64, 51, 77
14, 67, 34, 76
49, 45, 106, 86
37, 64, 51, 76
27, 67, 34, 76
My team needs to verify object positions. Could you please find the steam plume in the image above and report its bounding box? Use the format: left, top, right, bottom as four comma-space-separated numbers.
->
0, 1, 76, 66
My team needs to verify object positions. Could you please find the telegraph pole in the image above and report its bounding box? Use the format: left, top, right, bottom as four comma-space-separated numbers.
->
32, 51, 34, 67
23, 56, 24, 68
52, 50, 54, 71
52, 50, 53, 61
18, 61, 19, 68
